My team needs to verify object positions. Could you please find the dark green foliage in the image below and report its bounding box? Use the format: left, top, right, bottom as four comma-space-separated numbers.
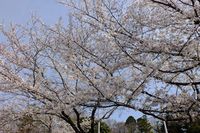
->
187, 119, 200, 133
188, 124, 200, 133
125, 116, 137, 133
137, 115, 152, 133
156, 119, 200, 133
167, 121, 185, 133
125, 116, 136, 125
94, 121, 111, 133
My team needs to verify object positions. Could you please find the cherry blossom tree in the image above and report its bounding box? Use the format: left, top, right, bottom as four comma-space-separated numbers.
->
0, 19, 116, 132
0, 0, 200, 132
59, 0, 200, 122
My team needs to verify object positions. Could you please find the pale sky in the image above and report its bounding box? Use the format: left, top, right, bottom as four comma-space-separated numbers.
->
0, 0, 143, 122
0, 0, 69, 25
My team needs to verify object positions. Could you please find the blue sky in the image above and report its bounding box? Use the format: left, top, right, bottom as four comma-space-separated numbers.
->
110, 107, 143, 122
0, 0, 69, 25
0, 0, 143, 122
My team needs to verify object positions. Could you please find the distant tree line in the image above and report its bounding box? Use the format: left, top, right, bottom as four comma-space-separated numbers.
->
7, 113, 200, 133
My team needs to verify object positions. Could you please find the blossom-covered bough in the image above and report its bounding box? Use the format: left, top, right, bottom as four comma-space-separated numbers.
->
0, 19, 116, 132
0, 0, 200, 132
59, 0, 200, 122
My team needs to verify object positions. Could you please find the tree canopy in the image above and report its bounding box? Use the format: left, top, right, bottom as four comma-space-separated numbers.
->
0, 0, 200, 132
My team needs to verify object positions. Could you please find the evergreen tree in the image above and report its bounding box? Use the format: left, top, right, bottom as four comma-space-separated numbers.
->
137, 115, 152, 133
125, 116, 137, 133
